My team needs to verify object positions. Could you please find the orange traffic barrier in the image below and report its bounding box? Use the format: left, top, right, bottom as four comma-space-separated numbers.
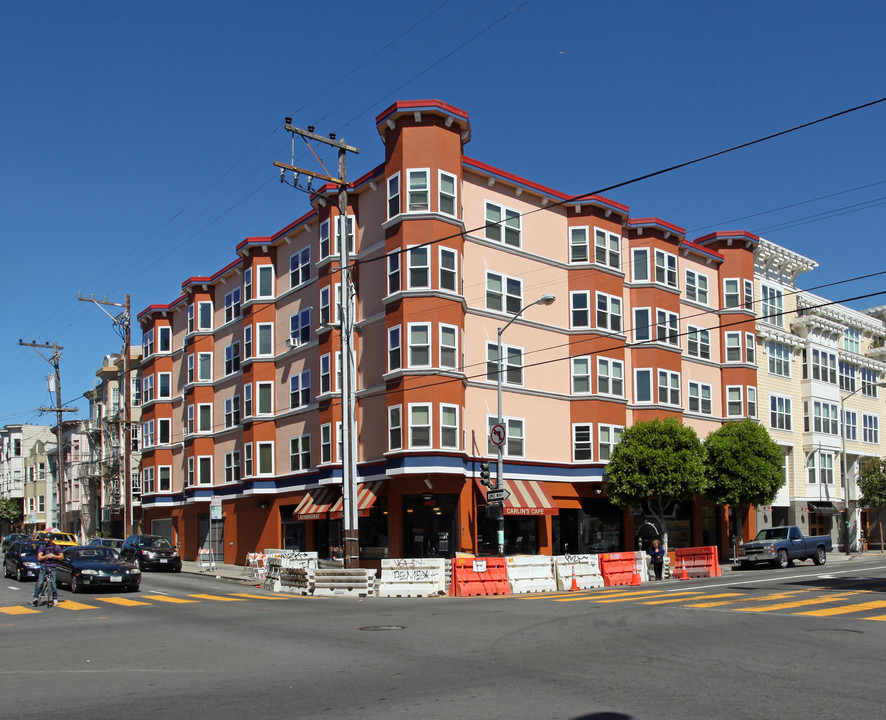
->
599, 552, 637, 586
451, 557, 510, 597
675, 546, 721, 579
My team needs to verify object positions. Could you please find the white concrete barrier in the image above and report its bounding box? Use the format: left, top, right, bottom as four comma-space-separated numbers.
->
506, 555, 557, 594
311, 568, 377, 597
553, 554, 605, 590
378, 559, 447, 597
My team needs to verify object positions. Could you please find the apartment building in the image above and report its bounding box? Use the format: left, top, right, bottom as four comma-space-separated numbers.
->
46, 420, 98, 541
0, 424, 55, 533
755, 239, 886, 551
135, 100, 769, 565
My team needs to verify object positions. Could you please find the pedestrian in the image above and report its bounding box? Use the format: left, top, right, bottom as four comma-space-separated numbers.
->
648, 538, 665, 581
32, 532, 63, 606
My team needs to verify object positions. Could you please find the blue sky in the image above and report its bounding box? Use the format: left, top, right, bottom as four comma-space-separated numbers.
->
2, 1, 886, 425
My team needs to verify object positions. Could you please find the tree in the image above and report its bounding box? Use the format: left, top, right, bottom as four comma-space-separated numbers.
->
0, 496, 23, 532
703, 418, 784, 549
605, 417, 706, 551
858, 456, 886, 551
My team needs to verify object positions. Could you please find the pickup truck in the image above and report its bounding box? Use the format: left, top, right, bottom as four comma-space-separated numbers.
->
737, 526, 832, 569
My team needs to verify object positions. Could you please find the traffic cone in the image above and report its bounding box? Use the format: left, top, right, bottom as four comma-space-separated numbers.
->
630, 566, 642, 585
570, 565, 579, 591
677, 558, 689, 580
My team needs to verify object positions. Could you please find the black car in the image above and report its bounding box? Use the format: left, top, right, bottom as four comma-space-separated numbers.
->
3, 540, 42, 581
2, 533, 28, 553
56, 546, 141, 593
119, 534, 182, 572
87, 537, 125, 550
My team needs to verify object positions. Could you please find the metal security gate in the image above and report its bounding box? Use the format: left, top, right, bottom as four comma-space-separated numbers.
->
198, 514, 224, 559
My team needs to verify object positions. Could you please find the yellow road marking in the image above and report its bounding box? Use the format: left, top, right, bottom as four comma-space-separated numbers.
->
57, 600, 100, 610
97, 597, 152, 607
733, 592, 862, 612
188, 593, 247, 602
685, 591, 803, 608
228, 593, 294, 600
0, 606, 41, 615
641, 592, 736, 605
141, 594, 198, 603
594, 591, 696, 604
796, 600, 886, 617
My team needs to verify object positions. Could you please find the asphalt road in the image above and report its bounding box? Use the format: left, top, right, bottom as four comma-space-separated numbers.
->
3, 557, 886, 720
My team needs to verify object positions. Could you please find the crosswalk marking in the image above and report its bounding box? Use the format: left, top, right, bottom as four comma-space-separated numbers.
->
57, 600, 100, 610
0, 606, 40, 615
141, 594, 198, 603
228, 592, 295, 600
684, 591, 803, 608
98, 597, 152, 607
796, 599, 886, 617
187, 593, 247, 602
732, 592, 863, 613
595, 591, 703, 604
641, 592, 742, 605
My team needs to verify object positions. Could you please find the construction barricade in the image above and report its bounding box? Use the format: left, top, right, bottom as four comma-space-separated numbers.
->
242, 552, 269, 582
674, 546, 722, 579
378, 558, 447, 598
506, 555, 557, 594
451, 557, 509, 597
599, 551, 640, 587
197, 548, 216, 572
311, 567, 377, 597
553, 554, 605, 590
261, 557, 282, 592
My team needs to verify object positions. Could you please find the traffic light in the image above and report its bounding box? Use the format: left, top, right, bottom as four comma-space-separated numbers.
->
479, 461, 493, 487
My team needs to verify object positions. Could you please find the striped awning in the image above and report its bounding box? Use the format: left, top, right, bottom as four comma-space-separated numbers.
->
477, 478, 558, 516
293, 486, 338, 521
329, 481, 384, 520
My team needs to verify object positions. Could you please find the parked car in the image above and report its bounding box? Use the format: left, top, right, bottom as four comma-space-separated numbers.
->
737, 526, 833, 569
2, 533, 28, 552
33, 530, 79, 547
56, 546, 140, 593
3, 540, 42, 582
87, 537, 125, 550
119, 534, 182, 572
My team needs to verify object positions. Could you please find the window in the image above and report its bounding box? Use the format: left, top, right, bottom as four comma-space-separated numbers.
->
290, 247, 311, 289
290, 436, 310, 472
809, 401, 839, 434
256, 441, 274, 475
388, 406, 402, 450
844, 327, 861, 353
770, 395, 792, 431
744, 280, 754, 310
228, 282, 255, 319
256, 381, 273, 415
319, 354, 331, 395
839, 362, 857, 392
597, 358, 624, 397
487, 417, 524, 457
863, 414, 880, 444
187, 304, 195, 333
131, 425, 140, 451
656, 310, 679, 346
598, 424, 623, 461
244, 384, 252, 417
225, 451, 241, 483
571, 357, 591, 394
186, 405, 194, 435
861, 368, 880, 398
654, 250, 677, 288
409, 404, 431, 448
635, 368, 653, 403
725, 332, 742, 362
158, 418, 171, 445
387, 252, 400, 295
685, 271, 709, 305
440, 324, 458, 370
320, 286, 331, 325
224, 395, 241, 428
723, 279, 740, 309
768, 342, 791, 377
569, 227, 589, 263
596, 293, 622, 332
155, 372, 171, 399
142, 375, 155, 404
844, 410, 857, 441
224, 342, 241, 375
687, 326, 711, 360
485, 201, 521, 247
658, 370, 680, 405
688, 382, 713, 415
197, 352, 212, 382
407, 169, 429, 212
408, 323, 431, 367
747, 386, 757, 418
387, 326, 401, 372
439, 247, 458, 292
244, 443, 253, 477
197, 456, 213, 485
256, 323, 274, 357
319, 219, 331, 259
244, 326, 253, 360
726, 386, 743, 417
157, 326, 172, 353
573, 424, 593, 461
198, 301, 213, 331
632, 248, 649, 282
320, 425, 332, 464
253, 265, 273, 299
570, 291, 590, 329
143, 329, 155, 357
290, 371, 311, 409
407, 246, 430, 288
243, 268, 253, 303
387, 173, 400, 218
594, 229, 621, 269
439, 171, 457, 216
290, 308, 311, 347
487, 272, 522, 314
198, 403, 212, 433
487, 343, 523, 385
440, 404, 459, 449
142, 467, 155, 495
157, 466, 171, 493
333, 216, 355, 255
761, 284, 784, 327
804, 349, 838, 384
633, 308, 651, 342
808, 452, 835, 485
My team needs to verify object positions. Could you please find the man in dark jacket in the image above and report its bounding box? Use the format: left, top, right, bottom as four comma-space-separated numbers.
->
32, 532, 63, 606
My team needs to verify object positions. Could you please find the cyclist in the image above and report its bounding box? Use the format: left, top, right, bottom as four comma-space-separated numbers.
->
32, 532, 63, 607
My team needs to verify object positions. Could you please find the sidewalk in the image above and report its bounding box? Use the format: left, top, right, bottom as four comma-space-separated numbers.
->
180, 560, 256, 582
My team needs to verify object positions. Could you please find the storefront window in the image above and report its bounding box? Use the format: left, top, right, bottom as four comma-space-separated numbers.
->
581, 498, 621, 553
359, 496, 388, 560
402, 493, 457, 558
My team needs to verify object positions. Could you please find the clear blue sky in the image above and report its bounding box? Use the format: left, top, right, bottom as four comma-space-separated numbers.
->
2, 1, 885, 425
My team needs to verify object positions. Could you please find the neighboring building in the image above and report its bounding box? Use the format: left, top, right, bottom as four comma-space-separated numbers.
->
137, 99, 765, 566
47, 419, 95, 541
0, 424, 55, 533
83, 348, 143, 539
755, 239, 886, 551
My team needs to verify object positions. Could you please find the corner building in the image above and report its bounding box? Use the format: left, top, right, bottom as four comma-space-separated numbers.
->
138, 100, 759, 565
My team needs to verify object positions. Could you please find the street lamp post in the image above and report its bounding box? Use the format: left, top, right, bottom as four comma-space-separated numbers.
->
840, 380, 886, 554
495, 294, 555, 556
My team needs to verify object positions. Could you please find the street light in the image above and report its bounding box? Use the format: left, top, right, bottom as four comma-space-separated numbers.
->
840, 379, 886, 554
494, 293, 556, 555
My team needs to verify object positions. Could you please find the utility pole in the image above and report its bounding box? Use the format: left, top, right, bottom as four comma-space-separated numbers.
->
19, 340, 78, 531
275, 122, 360, 567
78, 293, 134, 536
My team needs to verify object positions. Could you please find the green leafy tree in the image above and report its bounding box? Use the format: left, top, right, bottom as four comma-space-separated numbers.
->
0, 496, 23, 532
703, 418, 784, 548
605, 417, 706, 550
858, 456, 886, 551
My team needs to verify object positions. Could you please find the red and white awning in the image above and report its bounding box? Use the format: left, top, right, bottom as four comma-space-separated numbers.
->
329, 481, 384, 520
292, 486, 338, 521
477, 478, 558, 516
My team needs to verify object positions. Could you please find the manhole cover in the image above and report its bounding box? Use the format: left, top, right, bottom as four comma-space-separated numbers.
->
359, 625, 405, 632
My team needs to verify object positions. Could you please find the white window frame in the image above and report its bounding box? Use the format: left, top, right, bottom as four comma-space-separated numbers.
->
406, 168, 430, 212
484, 201, 521, 247
256, 441, 274, 476
157, 326, 172, 353
408, 322, 431, 368
726, 386, 743, 418
688, 382, 713, 415
439, 246, 458, 293
487, 342, 523, 386
770, 394, 792, 431
725, 332, 742, 362
408, 403, 432, 449
634, 368, 653, 404
438, 170, 457, 217
407, 245, 430, 289
290, 435, 310, 473
487, 272, 523, 315
388, 405, 402, 451
224, 288, 241, 323
685, 270, 709, 305
440, 404, 460, 450
597, 357, 624, 397
197, 301, 213, 331
157, 372, 172, 400
657, 370, 681, 406
256, 264, 274, 300
197, 352, 212, 382
439, 324, 459, 370
633, 308, 652, 342
632, 248, 649, 282
319, 354, 331, 395
255, 381, 274, 416
686, 326, 711, 360
197, 403, 212, 434
157, 466, 172, 493
572, 423, 593, 462
595, 292, 622, 332
768, 341, 791, 377
571, 356, 591, 394
320, 424, 332, 464
569, 226, 589, 263
594, 228, 621, 270
255, 322, 274, 358
486, 416, 525, 457
654, 249, 678, 288
290, 370, 311, 410
197, 456, 213, 486
655, 310, 679, 346
387, 252, 400, 296
387, 326, 401, 372
387, 172, 401, 219
570, 291, 590, 329
290, 247, 311, 289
